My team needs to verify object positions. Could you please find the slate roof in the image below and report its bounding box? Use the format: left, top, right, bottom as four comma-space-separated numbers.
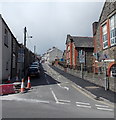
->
73, 36, 93, 48
66, 35, 93, 48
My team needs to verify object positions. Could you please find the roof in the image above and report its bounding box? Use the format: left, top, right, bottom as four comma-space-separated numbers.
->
66, 35, 93, 48
73, 36, 93, 48
47, 47, 63, 54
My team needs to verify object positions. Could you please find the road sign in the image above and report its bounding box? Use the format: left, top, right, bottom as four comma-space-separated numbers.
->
79, 50, 85, 63
18, 48, 24, 63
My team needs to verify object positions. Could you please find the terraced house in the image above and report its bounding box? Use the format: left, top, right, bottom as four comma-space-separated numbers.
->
93, 1, 116, 77
0, 14, 35, 83
0, 14, 12, 83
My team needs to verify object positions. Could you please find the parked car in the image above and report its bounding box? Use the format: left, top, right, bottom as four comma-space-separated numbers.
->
32, 62, 39, 66
30, 64, 40, 70
28, 66, 40, 77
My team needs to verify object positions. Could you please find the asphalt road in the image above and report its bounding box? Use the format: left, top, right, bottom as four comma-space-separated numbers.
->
1, 63, 114, 118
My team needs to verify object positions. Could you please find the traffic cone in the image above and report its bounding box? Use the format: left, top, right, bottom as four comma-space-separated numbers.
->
27, 77, 31, 89
20, 78, 25, 93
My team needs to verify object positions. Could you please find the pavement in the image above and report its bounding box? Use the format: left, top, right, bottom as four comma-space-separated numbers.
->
49, 65, 116, 105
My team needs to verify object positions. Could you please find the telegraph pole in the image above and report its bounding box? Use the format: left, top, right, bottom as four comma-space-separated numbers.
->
24, 27, 27, 47
34, 45, 36, 54
24, 27, 27, 77
23, 27, 32, 77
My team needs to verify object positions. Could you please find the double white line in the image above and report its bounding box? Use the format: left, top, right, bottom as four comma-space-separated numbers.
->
95, 104, 113, 111
76, 102, 91, 108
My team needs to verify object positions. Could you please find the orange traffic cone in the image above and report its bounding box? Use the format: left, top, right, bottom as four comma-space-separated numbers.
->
27, 77, 31, 89
20, 78, 25, 93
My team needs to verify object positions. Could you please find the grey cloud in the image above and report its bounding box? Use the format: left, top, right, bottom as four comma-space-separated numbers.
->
1, 2, 104, 54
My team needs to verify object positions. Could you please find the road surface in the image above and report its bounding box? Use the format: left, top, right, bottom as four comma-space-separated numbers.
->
1, 63, 114, 118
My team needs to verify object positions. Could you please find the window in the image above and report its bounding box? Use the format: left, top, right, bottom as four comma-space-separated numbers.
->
4, 29, 8, 47
13, 53, 16, 68
110, 14, 116, 46
6, 61, 8, 70
102, 24, 108, 49
68, 45, 70, 51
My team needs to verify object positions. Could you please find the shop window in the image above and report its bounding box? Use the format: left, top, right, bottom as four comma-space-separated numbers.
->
102, 24, 108, 49
110, 14, 116, 46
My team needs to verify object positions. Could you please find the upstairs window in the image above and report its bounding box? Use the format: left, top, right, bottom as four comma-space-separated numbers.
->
102, 24, 108, 49
110, 14, 116, 46
4, 29, 8, 47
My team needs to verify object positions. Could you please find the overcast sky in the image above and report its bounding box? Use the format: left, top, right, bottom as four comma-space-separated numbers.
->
0, 1, 104, 55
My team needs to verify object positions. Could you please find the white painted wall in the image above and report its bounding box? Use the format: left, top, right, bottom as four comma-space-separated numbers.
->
48, 48, 63, 63
0, 15, 2, 82
2, 18, 11, 80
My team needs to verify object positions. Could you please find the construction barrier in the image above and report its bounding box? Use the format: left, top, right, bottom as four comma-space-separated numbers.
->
0, 84, 15, 95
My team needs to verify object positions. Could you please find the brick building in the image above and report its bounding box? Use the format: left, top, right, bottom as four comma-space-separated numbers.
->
93, 1, 116, 77
66, 34, 94, 71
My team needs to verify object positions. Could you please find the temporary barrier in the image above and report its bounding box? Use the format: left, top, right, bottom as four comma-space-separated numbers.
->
0, 84, 15, 95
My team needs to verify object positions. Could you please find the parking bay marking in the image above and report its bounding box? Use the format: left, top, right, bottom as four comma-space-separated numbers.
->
76, 102, 90, 105
95, 104, 109, 108
96, 107, 113, 111
76, 104, 91, 108
76, 101, 91, 108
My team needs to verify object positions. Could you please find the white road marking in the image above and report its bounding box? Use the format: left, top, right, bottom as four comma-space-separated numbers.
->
97, 107, 113, 111
64, 87, 69, 91
57, 83, 69, 91
76, 104, 91, 108
58, 99, 71, 103
95, 104, 109, 108
2, 97, 50, 104
45, 74, 50, 84
56, 102, 70, 105
77, 85, 82, 89
50, 88, 59, 103
76, 102, 90, 105
50, 88, 70, 104
57, 83, 61, 87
